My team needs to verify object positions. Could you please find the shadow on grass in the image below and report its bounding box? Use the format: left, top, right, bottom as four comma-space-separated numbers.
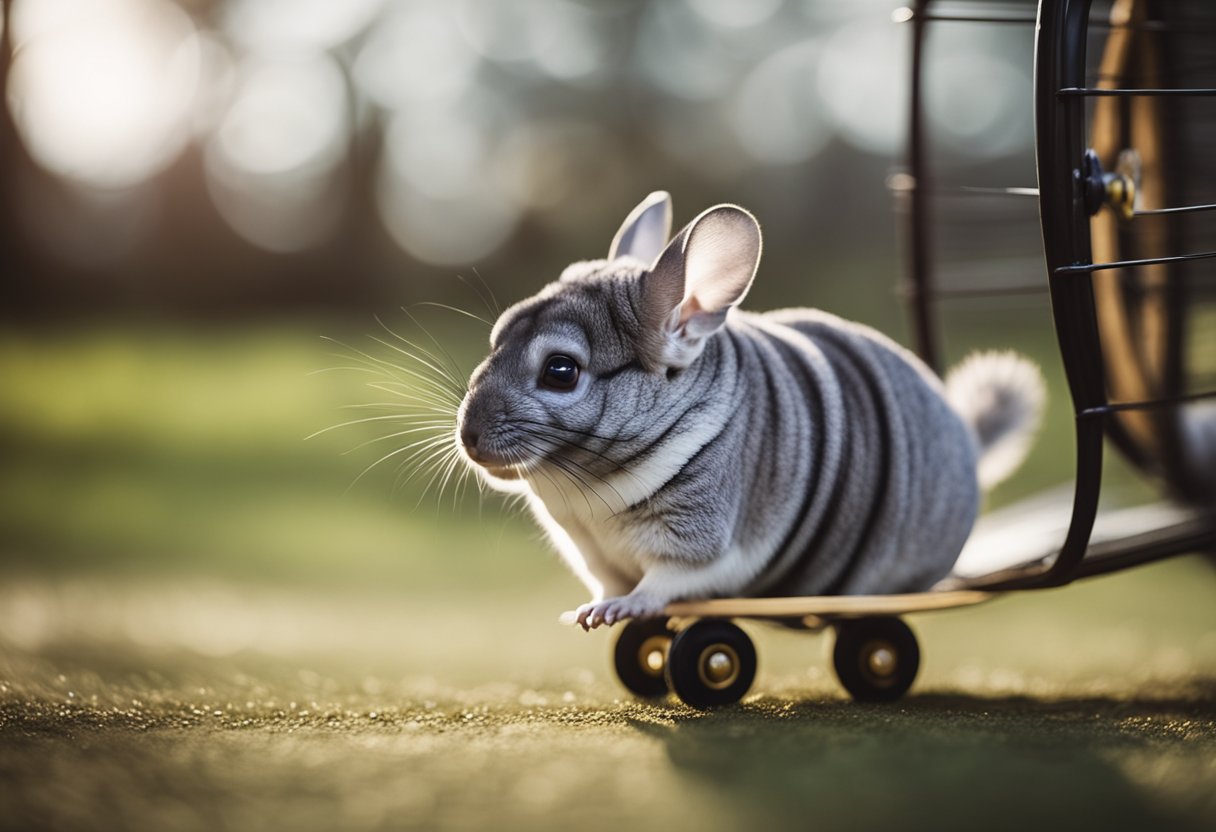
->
630, 684, 1216, 832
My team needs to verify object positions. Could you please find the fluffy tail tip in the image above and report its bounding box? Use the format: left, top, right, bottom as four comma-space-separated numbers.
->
945, 351, 1046, 490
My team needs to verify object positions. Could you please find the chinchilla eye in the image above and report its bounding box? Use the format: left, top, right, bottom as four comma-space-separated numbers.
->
539, 354, 580, 391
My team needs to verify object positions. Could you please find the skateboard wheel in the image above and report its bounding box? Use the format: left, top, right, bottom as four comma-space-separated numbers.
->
613, 618, 674, 698
665, 619, 756, 709
832, 617, 920, 703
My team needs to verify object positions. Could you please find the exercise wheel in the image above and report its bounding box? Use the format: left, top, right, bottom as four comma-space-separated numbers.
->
901, 0, 1216, 590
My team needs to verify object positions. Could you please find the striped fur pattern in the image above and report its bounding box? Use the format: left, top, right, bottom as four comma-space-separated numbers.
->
457, 193, 1044, 628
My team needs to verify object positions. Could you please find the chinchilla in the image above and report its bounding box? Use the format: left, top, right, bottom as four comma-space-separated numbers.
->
457, 191, 1045, 629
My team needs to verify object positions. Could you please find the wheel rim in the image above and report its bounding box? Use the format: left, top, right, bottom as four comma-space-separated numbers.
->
696, 643, 741, 691
637, 635, 670, 678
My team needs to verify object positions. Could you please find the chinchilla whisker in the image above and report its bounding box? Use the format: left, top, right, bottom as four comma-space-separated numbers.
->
513, 418, 632, 445
324, 337, 462, 401
451, 463, 471, 509
514, 426, 646, 495
411, 300, 494, 329
362, 391, 457, 420
469, 267, 502, 317
375, 313, 467, 379
425, 443, 477, 509
397, 307, 471, 386
386, 442, 457, 494
357, 388, 458, 415
501, 490, 528, 517
530, 462, 577, 516
546, 455, 616, 516
364, 381, 460, 409
395, 433, 462, 471
342, 401, 456, 418
320, 348, 403, 380
459, 463, 484, 506
361, 358, 463, 403
393, 450, 436, 495
343, 424, 453, 455
424, 443, 463, 500
408, 447, 451, 506
516, 427, 614, 478
453, 276, 497, 321
374, 314, 461, 375
348, 432, 454, 493
510, 436, 580, 515
309, 365, 385, 377
453, 270, 500, 320
516, 427, 619, 470
555, 455, 628, 513
464, 466, 482, 500
306, 413, 450, 441
328, 353, 458, 409
366, 333, 465, 397
432, 450, 467, 509
517, 436, 621, 515
398, 441, 459, 498
321, 349, 412, 383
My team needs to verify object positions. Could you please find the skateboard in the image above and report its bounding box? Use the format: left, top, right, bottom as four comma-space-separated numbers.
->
587, 590, 994, 709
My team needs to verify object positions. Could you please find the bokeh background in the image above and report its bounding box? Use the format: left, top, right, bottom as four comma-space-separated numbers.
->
1, 1, 1213, 830
0, 0, 1056, 593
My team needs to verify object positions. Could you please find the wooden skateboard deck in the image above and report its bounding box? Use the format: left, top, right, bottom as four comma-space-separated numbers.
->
663, 589, 994, 621
559, 589, 994, 627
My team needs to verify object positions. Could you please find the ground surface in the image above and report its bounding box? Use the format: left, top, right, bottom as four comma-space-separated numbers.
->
2, 558, 1215, 832
1, 323, 1214, 831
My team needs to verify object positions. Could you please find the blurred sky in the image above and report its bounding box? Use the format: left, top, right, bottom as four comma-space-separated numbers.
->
0, 0, 1040, 321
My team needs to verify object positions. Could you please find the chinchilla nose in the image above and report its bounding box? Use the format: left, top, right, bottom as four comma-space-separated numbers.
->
459, 422, 481, 453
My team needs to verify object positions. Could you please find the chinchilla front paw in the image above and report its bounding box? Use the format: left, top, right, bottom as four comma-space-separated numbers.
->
564, 592, 666, 631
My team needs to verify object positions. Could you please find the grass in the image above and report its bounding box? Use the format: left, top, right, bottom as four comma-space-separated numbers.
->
0, 318, 557, 591
0, 317, 1213, 831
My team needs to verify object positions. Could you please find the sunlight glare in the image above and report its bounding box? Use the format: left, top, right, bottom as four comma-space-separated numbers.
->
529, 1, 607, 83
493, 120, 624, 214
928, 53, 1031, 159
204, 55, 348, 252
687, 0, 784, 29
214, 58, 346, 176
454, 0, 537, 63
732, 39, 832, 165
6, 0, 199, 190
377, 110, 519, 266
636, 2, 734, 102
353, 4, 479, 111
222, 0, 383, 54
817, 20, 908, 156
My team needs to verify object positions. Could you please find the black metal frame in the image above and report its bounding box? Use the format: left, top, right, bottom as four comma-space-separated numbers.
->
900, 0, 1216, 591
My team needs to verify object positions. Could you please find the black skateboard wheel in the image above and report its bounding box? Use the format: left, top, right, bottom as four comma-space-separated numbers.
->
665, 619, 756, 709
832, 617, 920, 703
613, 618, 674, 698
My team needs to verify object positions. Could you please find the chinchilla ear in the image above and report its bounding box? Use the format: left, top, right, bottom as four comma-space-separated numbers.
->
608, 191, 672, 263
639, 204, 762, 370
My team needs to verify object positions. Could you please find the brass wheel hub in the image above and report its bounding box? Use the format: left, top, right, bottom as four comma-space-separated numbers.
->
637, 635, 670, 678
861, 640, 898, 685
697, 644, 741, 690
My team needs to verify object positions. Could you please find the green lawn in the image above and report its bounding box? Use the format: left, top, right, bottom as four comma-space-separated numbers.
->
0, 319, 556, 591
1, 319, 1213, 831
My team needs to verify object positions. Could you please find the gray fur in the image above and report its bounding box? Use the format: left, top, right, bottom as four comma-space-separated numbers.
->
457, 194, 1044, 627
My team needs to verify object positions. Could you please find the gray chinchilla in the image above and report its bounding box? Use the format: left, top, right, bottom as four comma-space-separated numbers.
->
457, 192, 1044, 629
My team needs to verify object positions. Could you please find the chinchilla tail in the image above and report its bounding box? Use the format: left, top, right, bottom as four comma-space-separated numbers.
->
945, 351, 1046, 490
